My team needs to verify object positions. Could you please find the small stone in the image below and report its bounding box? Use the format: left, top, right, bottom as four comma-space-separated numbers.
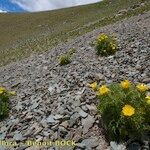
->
135, 64, 142, 70
25, 146, 41, 150
40, 119, 48, 128
48, 84, 57, 95
34, 127, 43, 135
60, 121, 69, 128
81, 137, 99, 148
111, 73, 116, 78
31, 102, 39, 109
11, 82, 20, 88
25, 112, 33, 120
36, 135, 43, 142
51, 132, 58, 140
82, 115, 95, 134
73, 99, 81, 107
81, 105, 88, 111
108, 56, 114, 59
86, 104, 97, 114
0, 133, 6, 140
76, 143, 86, 148
43, 66, 48, 70
69, 113, 80, 127
57, 107, 65, 115
79, 109, 88, 118
143, 78, 150, 84
54, 114, 63, 120
47, 115, 59, 124
147, 83, 150, 89
110, 141, 126, 150
58, 126, 68, 138
76, 87, 86, 95
48, 148, 55, 150
72, 128, 82, 142
13, 133, 23, 141
0, 146, 7, 150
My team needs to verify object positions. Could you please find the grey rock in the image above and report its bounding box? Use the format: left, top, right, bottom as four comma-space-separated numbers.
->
81, 105, 88, 111
31, 102, 39, 109
54, 114, 63, 120
110, 141, 126, 150
25, 146, 41, 150
60, 121, 69, 128
79, 109, 88, 118
0, 146, 6, 150
0, 10, 150, 150
82, 115, 95, 134
48, 148, 55, 150
47, 115, 59, 124
143, 78, 150, 84
81, 137, 99, 148
73, 129, 82, 142
69, 113, 80, 127
13, 133, 23, 141
0, 133, 6, 140
76, 143, 86, 148
86, 104, 97, 115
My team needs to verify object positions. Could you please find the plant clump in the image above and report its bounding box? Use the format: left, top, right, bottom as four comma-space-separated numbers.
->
0, 87, 16, 120
95, 33, 118, 56
59, 48, 76, 66
88, 80, 150, 142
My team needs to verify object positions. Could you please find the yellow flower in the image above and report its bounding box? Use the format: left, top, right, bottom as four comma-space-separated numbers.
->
122, 105, 135, 117
100, 37, 105, 40
9, 91, 16, 96
112, 46, 116, 50
88, 82, 98, 91
98, 34, 108, 41
0, 87, 5, 91
0, 91, 4, 94
147, 100, 150, 105
98, 38, 102, 42
0, 87, 5, 95
120, 80, 131, 89
146, 95, 150, 100
136, 83, 149, 92
98, 85, 110, 95
103, 35, 108, 39
146, 96, 150, 104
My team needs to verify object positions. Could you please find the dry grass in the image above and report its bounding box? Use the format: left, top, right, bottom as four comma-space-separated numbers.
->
0, 0, 150, 66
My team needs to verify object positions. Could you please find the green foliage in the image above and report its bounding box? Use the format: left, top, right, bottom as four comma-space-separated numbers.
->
59, 54, 71, 66
95, 34, 118, 56
96, 80, 150, 142
59, 48, 76, 65
68, 48, 76, 55
0, 87, 16, 120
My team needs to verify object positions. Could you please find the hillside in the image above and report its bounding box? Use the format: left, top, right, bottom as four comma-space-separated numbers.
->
0, 10, 150, 150
0, 0, 150, 66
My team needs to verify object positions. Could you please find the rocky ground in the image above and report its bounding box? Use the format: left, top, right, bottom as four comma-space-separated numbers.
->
0, 11, 150, 150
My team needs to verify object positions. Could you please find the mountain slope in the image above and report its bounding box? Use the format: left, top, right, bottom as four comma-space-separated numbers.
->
0, 0, 150, 66
0, 11, 150, 149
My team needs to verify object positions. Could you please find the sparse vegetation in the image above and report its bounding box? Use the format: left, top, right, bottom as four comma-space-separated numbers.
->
0, 0, 149, 66
59, 48, 76, 65
89, 80, 150, 142
59, 54, 71, 66
68, 48, 76, 55
96, 33, 118, 56
0, 87, 16, 120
